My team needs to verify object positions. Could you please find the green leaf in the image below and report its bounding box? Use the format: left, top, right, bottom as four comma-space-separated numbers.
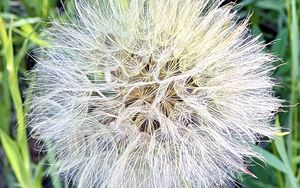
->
15, 23, 46, 46
253, 146, 287, 173
237, 0, 257, 8
255, 0, 285, 11
0, 15, 32, 185
274, 118, 298, 188
0, 131, 30, 188
7, 18, 42, 28
15, 38, 29, 72
0, 0, 9, 12
271, 28, 288, 59
0, 13, 18, 20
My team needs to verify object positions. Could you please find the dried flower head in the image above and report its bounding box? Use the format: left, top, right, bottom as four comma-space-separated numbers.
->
27, 0, 282, 187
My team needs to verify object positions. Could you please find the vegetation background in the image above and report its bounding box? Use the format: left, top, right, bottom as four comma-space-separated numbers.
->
0, 0, 299, 187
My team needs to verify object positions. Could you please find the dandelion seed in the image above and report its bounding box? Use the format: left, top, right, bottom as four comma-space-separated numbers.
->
27, 0, 283, 187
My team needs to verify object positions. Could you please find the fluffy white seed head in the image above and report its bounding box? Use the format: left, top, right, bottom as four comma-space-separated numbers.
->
27, 0, 282, 187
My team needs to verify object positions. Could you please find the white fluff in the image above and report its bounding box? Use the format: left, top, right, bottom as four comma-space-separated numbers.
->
27, 0, 282, 187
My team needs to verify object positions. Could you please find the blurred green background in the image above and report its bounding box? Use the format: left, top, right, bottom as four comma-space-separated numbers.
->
0, 0, 299, 187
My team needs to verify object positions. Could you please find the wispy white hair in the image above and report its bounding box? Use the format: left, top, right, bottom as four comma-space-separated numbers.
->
27, 0, 282, 187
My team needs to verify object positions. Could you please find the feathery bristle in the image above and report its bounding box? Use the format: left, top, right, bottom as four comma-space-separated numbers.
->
27, 0, 282, 187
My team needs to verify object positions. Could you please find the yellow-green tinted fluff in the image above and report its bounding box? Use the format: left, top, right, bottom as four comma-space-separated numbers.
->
27, 0, 282, 187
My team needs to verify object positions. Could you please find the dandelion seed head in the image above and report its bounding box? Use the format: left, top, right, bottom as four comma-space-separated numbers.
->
27, 0, 282, 187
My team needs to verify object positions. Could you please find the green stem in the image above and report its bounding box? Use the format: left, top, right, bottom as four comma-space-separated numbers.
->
286, 0, 299, 174
0, 16, 32, 186
9, 72, 31, 175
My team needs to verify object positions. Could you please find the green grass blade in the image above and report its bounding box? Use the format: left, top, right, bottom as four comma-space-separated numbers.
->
0, 69, 11, 133
15, 38, 29, 72
255, 0, 285, 11
0, 0, 9, 12
274, 118, 298, 188
0, 16, 32, 183
0, 130, 30, 188
288, 0, 299, 174
8, 17, 42, 28
17, 23, 46, 46
253, 146, 288, 173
